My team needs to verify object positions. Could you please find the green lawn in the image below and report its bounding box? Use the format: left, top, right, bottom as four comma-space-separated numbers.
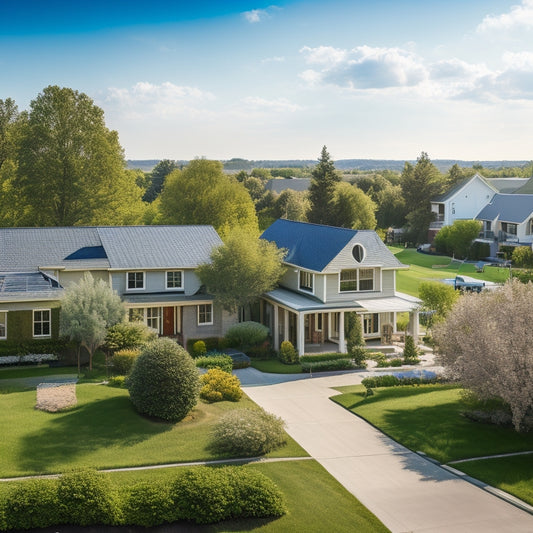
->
0, 364, 78, 380
331, 384, 533, 505
251, 359, 303, 374
0, 384, 306, 478
388, 247, 510, 297
454, 455, 533, 506
331, 384, 533, 464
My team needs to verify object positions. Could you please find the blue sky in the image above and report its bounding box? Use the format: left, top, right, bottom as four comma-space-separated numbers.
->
2, 0, 533, 161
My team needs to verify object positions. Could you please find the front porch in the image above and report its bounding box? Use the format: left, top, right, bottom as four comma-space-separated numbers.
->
259, 289, 420, 356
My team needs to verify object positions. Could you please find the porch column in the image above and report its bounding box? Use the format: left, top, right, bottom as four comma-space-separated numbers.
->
408, 310, 419, 342
273, 305, 279, 351
297, 312, 305, 356
284, 309, 289, 343
338, 311, 346, 353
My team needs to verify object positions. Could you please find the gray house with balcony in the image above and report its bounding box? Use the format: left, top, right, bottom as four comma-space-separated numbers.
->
258, 219, 420, 356
0, 226, 236, 347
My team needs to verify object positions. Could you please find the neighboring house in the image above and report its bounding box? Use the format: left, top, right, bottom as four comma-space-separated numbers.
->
475, 194, 533, 256
264, 178, 311, 194
430, 174, 498, 238
258, 219, 420, 356
0, 226, 236, 347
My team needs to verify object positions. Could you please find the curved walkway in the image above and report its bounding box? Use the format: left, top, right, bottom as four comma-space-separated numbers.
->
239, 369, 533, 533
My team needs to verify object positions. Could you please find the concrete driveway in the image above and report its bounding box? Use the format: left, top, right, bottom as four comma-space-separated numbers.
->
241, 370, 533, 533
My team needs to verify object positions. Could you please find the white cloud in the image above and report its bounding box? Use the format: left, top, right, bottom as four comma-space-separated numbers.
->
477, 0, 533, 32
242, 6, 281, 24
104, 82, 215, 119
242, 96, 302, 113
300, 45, 427, 90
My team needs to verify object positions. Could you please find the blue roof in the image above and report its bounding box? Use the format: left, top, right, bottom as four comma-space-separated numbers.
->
261, 219, 357, 271
476, 194, 533, 223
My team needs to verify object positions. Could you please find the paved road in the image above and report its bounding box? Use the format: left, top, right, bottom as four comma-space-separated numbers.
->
239, 369, 533, 533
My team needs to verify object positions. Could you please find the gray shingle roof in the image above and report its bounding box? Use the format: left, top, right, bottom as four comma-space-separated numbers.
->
476, 194, 533, 223
0, 225, 222, 273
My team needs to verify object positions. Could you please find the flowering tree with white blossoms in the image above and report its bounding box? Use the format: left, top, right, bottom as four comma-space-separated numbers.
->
433, 279, 533, 431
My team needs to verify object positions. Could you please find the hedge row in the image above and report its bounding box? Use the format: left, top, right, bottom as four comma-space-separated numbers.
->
0, 338, 70, 357
361, 374, 441, 389
301, 358, 356, 373
0, 467, 286, 530
195, 353, 233, 374
300, 352, 354, 363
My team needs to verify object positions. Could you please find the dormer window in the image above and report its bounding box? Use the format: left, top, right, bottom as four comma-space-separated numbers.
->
352, 244, 365, 263
299, 270, 314, 292
166, 270, 183, 290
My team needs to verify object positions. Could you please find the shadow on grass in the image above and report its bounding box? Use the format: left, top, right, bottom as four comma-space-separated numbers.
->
18, 394, 173, 473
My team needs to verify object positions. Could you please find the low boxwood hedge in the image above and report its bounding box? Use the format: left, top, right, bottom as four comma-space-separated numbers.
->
301, 358, 356, 373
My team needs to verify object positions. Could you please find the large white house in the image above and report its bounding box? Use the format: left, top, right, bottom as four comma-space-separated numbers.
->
258, 219, 420, 356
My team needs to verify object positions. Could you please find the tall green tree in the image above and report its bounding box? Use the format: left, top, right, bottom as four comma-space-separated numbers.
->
158, 159, 258, 238
308, 146, 341, 225
59, 273, 125, 372
418, 281, 459, 330
273, 189, 309, 222
143, 159, 178, 202
197, 228, 286, 315
331, 182, 377, 229
0, 98, 20, 172
401, 152, 444, 243
433, 219, 482, 258
15, 85, 144, 226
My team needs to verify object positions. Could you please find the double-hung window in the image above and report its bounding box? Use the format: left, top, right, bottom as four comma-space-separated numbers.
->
146, 307, 160, 332
340, 268, 375, 292
127, 272, 144, 290
166, 271, 183, 290
198, 304, 213, 325
299, 271, 313, 292
33, 309, 51, 337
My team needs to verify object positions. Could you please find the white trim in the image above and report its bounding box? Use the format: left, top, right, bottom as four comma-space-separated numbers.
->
166, 270, 184, 291
126, 271, 145, 291
198, 303, 213, 326
298, 270, 314, 294
33, 308, 51, 338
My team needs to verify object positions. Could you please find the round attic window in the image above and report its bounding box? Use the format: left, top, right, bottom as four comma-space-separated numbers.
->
352, 244, 365, 263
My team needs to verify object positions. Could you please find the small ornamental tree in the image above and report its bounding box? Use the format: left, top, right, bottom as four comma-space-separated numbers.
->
279, 340, 298, 364
434, 279, 533, 431
60, 272, 125, 372
127, 337, 200, 422
402, 335, 420, 363
418, 281, 459, 330
345, 312, 367, 368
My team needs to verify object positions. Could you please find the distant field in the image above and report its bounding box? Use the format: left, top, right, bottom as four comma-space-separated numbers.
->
389, 247, 510, 297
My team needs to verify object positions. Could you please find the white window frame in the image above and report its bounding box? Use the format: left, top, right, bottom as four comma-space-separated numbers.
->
126, 271, 145, 291
33, 309, 51, 338
146, 307, 161, 333
198, 304, 213, 326
299, 270, 314, 293
166, 270, 184, 290
363, 313, 379, 335
339, 268, 376, 293
0, 311, 7, 340
315, 313, 322, 332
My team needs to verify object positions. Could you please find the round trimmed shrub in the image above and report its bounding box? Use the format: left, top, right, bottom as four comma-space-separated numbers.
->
122, 481, 173, 527
200, 368, 243, 403
57, 469, 119, 526
192, 340, 207, 357
211, 408, 286, 456
279, 340, 298, 364
4, 479, 59, 530
127, 338, 200, 422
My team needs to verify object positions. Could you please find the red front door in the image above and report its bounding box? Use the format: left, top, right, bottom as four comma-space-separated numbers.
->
163, 307, 174, 336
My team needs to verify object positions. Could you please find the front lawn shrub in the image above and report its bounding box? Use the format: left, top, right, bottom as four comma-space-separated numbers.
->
200, 368, 243, 403
122, 481, 173, 527
4, 479, 59, 530
361, 375, 440, 389
111, 349, 140, 375
104, 322, 156, 352
171, 468, 234, 524
350, 346, 368, 368
246, 342, 276, 359
300, 352, 351, 363
192, 340, 207, 357
278, 340, 298, 364
368, 351, 386, 365
107, 375, 126, 388
211, 408, 286, 456
301, 358, 356, 373
169, 467, 286, 524
186, 337, 221, 354
224, 321, 269, 350
57, 469, 120, 526
195, 353, 233, 373
127, 338, 200, 422
403, 335, 420, 364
